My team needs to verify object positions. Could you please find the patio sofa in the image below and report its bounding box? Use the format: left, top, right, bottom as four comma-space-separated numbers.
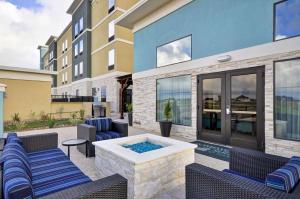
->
77, 118, 128, 157
186, 147, 300, 199
0, 133, 127, 199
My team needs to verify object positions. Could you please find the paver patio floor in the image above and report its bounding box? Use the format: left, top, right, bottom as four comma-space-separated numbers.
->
16, 126, 228, 199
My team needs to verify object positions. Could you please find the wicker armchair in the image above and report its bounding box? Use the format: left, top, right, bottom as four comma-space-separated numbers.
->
1, 133, 127, 199
186, 147, 299, 199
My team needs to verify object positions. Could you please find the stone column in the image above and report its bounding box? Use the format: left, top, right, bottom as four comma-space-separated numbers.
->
0, 83, 7, 138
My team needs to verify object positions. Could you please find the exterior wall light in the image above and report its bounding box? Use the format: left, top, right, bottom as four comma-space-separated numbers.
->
217, 55, 232, 62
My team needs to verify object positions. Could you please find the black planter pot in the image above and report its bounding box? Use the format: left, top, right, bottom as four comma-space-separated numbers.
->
128, 112, 133, 126
159, 121, 172, 137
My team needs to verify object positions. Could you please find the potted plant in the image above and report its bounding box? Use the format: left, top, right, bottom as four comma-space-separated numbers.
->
159, 99, 172, 137
126, 103, 133, 126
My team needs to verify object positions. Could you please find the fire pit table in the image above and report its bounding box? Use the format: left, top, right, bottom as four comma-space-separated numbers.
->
93, 133, 196, 199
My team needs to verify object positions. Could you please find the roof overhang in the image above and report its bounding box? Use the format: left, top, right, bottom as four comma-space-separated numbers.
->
116, 0, 172, 29
45, 36, 57, 46
67, 0, 83, 14
0, 65, 57, 76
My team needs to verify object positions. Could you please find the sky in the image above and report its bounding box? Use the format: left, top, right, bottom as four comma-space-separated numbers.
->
0, 0, 73, 69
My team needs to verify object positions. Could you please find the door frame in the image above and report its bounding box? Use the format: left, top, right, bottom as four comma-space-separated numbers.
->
197, 66, 265, 151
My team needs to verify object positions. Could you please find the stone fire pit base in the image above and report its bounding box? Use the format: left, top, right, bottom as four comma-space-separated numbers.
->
93, 134, 196, 199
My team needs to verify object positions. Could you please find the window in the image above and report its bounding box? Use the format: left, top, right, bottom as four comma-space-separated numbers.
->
62, 43, 65, 53
274, 0, 300, 41
62, 57, 65, 67
75, 23, 79, 37
79, 62, 83, 75
74, 44, 78, 57
62, 73, 65, 83
156, 75, 192, 126
108, 0, 115, 13
74, 64, 78, 77
275, 58, 300, 141
76, 89, 80, 96
79, 40, 83, 54
157, 36, 192, 67
65, 39, 68, 50
49, 64, 53, 71
108, 49, 115, 70
92, 88, 97, 96
65, 56, 68, 66
49, 51, 54, 60
108, 20, 115, 42
101, 86, 107, 102
65, 72, 68, 83
79, 17, 84, 32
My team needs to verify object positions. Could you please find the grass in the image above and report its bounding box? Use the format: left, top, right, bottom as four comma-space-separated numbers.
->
4, 119, 84, 132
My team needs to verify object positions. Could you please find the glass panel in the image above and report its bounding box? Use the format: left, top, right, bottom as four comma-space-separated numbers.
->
202, 78, 222, 133
157, 36, 191, 67
275, 58, 300, 140
275, 0, 300, 40
231, 74, 256, 137
156, 75, 191, 126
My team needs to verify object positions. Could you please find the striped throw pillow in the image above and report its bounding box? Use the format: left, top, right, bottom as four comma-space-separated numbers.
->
266, 164, 299, 193
85, 118, 112, 132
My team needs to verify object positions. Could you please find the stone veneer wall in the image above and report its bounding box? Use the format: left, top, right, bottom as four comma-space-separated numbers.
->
133, 50, 300, 157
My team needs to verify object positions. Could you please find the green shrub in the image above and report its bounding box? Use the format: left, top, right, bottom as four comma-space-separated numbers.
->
164, 99, 172, 121
11, 113, 21, 123
40, 111, 49, 121
47, 119, 56, 128
15, 121, 25, 131
79, 109, 85, 120
29, 110, 36, 121
126, 103, 133, 113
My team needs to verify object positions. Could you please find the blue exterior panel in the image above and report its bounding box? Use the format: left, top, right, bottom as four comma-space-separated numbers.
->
134, 0, 279, 72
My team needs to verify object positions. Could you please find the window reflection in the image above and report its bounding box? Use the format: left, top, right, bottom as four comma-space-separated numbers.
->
275, 0, 300, 40
157, 36, 191, 67
275, 58, 300, 141
156, 75, 192, 126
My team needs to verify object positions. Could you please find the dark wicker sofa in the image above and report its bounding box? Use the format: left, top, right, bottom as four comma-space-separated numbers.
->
77, 118, 128, 157
186, 147, 300, 199
1, 133, 127, 199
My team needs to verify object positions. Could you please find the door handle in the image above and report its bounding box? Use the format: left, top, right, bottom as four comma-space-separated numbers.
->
226, 106, 231, 115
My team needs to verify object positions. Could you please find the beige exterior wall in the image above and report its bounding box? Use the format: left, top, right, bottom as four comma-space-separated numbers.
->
0, 78, 51, 121
91, 0, 139, 77
57, 24, 73, 87
50, 102, 92, 119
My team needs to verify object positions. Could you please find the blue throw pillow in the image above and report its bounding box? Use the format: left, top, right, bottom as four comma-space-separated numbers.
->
266, 164, 299, 193
3, 162, 34, 199
6, 133, 22, 144
85, 118, 112, 132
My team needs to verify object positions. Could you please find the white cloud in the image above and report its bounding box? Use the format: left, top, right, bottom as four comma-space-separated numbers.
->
0, 0, 73, 69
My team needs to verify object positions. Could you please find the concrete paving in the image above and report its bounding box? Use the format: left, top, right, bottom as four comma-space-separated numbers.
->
16, 125, 229, 199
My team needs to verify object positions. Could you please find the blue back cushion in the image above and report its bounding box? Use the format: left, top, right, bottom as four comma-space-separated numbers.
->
289, 156, 300, 178
85, 118, 112, 132
266, 164, 299, 193
6, 133, 22, 144
1, 143, 32, 179
3, 160, 34, 199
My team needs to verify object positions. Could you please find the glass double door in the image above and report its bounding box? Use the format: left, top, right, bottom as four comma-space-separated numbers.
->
197, 67, 265, 151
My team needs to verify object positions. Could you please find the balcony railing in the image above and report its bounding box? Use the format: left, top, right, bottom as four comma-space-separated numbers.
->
51, 95, 93, 102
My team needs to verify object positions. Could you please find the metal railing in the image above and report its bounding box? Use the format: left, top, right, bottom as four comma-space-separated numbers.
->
51, 95, 93, 102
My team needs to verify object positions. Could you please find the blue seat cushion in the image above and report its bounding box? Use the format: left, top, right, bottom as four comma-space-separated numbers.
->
85, 118, 112, 132
3, 160, 34, 199
27, 148, 91, 197
95, 131, 121, 141
223, 169, 265, 183
266, 164, 299, 193
289, 156, 300, 177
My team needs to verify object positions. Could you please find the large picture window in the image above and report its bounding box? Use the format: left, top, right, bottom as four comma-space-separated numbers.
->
157, 36, 191, 67
274, 0, 300, 41
156, 75, 192, 126
275, 58, 300, 141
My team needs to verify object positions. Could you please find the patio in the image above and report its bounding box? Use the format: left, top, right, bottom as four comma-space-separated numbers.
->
15, 125, 228, 199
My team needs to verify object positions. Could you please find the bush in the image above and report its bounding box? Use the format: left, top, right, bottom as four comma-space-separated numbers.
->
40, 111, 49, 121
79, 109, 85, 120
126, 103, 133, 113
47, 119, 56, 128
29, 110, 36, 121
164, 99, 172, 121
11, 113, 21, 123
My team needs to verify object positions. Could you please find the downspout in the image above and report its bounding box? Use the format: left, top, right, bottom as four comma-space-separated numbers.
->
0, 83, 7, 138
